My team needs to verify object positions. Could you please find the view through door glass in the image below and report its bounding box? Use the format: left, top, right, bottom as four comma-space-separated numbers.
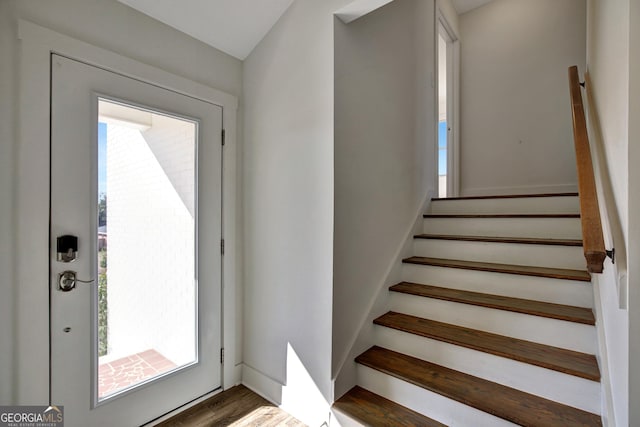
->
97, 99, 198, 400
438, 32, 448, 198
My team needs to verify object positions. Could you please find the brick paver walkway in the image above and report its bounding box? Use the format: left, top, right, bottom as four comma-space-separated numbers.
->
98, 349, 176, 398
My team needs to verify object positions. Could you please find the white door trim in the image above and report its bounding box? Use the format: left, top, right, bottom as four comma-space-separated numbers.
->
15, 19, 239, 405
435, 7, 460, 197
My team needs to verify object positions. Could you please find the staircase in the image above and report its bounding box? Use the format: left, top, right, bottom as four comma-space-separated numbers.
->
333, 193, 602, 426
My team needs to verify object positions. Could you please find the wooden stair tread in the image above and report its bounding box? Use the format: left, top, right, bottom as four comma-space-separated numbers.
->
333, 386, 447, 427
356, 346, 601, 427
374, 312, 600, 381
403, 256, 591, 282
432, 192, 579, 201
390, 282, 595, 324
415, 234, 583, 246
424, 213, 580, 218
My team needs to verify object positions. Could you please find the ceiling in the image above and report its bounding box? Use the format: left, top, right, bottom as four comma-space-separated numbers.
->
117, 0, 294, 60
451, 0, 494, 15
119, 0, 494, 61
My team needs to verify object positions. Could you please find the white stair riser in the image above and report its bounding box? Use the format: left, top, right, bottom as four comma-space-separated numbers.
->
430, 196, 580, 215
357, 365, 519, 427
413, 239, 586, 270
402, 264, 594, 308
373, 328, 601, 414
388, 293, 596, 353
422, 217, 582, 239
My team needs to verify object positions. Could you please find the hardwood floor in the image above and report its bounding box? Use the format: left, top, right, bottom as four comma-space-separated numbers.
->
334, 386, 447, 426
402, 256, 591, 281
356, 346, 602, 427
431, 192, 579, 201
373, 311, 600, 381
423, 213, 581, 218
154, 385, 306, 427
414, 234, 583, 246
389, 282, 595, 324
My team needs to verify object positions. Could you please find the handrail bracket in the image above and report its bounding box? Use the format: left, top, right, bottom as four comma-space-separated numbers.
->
606, 248, 615, 264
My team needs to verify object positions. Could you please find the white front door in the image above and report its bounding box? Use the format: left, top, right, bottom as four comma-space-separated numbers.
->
50, 54, 223, 426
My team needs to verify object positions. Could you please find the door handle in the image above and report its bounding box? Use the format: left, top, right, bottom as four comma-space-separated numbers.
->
58, 270, 95, 292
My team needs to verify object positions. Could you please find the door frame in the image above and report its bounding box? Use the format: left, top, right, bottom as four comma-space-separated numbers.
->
435, 7, 460, 197
15, 19, 239, 409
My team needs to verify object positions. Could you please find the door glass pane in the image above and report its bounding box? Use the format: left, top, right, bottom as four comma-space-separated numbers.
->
97, 99, 197, 400
438, 32, 448, 198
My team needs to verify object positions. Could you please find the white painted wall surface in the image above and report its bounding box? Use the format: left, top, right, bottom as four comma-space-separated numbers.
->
586, 1, 632, 425
586, 0, 629, 246
459, 0, 586, 196
437, 0, 460, 36
628, 2, 640, 424
333, 0, 436, 383
243, 0, 356, 424
0, 0, 242, 405
0, 1, 16, 406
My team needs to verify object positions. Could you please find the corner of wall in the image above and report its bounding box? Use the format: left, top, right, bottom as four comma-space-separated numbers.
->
436, 0, 460, 38
242, 358, 332, 427
332, 191, 435, 400
242, 363, 284, 405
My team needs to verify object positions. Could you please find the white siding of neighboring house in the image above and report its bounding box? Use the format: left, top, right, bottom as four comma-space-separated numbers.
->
105, 116, 196, 367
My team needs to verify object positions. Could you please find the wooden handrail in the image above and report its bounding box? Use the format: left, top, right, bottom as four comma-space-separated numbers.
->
568, 65, 606, 273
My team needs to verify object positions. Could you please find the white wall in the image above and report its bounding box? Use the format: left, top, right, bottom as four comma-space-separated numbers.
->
628, 2, 640, 424
459, 0, 586, 196
0, 0, 242, 405
0, 2, 17, 405
242, 0, 356, 424
586, 1, 632, 425
586, 0, 629, 235
333, 0, 436, 382
437, 0, 460, 37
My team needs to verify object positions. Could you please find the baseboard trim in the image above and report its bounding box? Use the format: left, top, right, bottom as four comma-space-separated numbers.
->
241, 363, 284, 406
144, 388, 224, 426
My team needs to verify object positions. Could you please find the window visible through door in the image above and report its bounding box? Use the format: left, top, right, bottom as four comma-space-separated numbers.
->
438, 28, 449, 198
437, 17, 457, 198
96, 99, 198, 399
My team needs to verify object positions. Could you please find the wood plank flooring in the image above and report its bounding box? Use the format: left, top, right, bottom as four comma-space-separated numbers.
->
153, 385, 306, 427
356, 346, 602, 427
431, 193, 579, 201
423, 213, 580, 218
402, 257, 591, 281
334, 386, 447, 427
389, 282, 595, 324
414, 234, 583, 246
374, 311, 600, 381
